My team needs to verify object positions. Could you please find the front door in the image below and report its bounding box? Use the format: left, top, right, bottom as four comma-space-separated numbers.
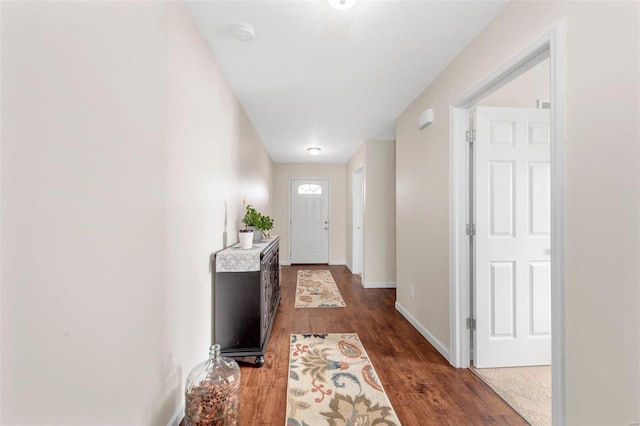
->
290, 179, 329, 264
473, 106, 551, 368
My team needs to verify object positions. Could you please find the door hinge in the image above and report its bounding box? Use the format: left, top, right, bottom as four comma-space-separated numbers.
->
465, 224, 476, 236
466, 129, 476, 143
466, 317, 476, 330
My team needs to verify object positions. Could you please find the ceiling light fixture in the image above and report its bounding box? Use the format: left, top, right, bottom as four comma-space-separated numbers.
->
308, 147, 321, 156
327, 0, 358, 11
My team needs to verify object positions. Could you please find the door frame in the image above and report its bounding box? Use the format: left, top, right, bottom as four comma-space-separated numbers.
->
288, 177, 331, 264
448, 23, 565, 424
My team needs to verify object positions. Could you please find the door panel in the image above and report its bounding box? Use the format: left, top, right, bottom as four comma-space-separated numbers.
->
529, 162, 551, 236
529, 261, 551, 335
490, 261, 515, 338
489, 161, 515, 237
290, 179, 329, 264
474, 106, 551, 368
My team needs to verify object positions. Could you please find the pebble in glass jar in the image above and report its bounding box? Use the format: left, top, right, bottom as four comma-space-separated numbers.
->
185, 344, 240, 426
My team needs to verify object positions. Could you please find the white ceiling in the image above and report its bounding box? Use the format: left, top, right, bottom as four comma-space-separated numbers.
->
186, 0, 508, 163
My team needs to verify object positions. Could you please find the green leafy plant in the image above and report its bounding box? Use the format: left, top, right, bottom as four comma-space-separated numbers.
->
241, 203, 274, 237
242, 205, 262, 229
242, 197, 274, 231
257, 214, 274, 232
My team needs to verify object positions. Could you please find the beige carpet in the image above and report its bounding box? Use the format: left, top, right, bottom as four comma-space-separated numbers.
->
472, 366, 551, 426
295, 270, 346, 308
286, 333, 400, 426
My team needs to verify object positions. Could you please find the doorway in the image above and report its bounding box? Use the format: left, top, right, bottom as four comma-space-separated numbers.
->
470, 103, 552, 426
352, 166, 364, 276
449, 24, 565, 425
289, 178, 330, 264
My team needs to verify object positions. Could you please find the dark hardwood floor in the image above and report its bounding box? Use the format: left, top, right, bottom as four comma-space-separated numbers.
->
206, 265, 526, 425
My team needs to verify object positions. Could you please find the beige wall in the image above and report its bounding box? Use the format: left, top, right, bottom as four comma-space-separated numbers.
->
365, 141, 396, 286
346, 141, 396, 287
480, 58, 550, 108
1, 2, 273, 424
396, 1, 639, 424
272, 163, 346, 265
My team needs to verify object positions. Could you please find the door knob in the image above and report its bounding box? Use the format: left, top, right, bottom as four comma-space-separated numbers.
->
324, 227, 328, 230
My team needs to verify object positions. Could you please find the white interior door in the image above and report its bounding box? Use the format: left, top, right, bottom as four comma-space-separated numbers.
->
352, 168, 364, 275
473, 106, 551, 368
290, 179, 329, 264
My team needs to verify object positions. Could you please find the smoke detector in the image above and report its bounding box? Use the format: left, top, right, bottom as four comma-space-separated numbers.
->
232, 22, 255, 42
328, 0, 358, 10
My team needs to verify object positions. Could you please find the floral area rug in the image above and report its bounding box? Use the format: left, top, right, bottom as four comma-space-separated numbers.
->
286, 333, 401, 426
295, 270, 346, 308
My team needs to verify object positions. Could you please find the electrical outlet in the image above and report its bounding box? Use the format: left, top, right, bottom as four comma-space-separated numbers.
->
409, 285, 414, 299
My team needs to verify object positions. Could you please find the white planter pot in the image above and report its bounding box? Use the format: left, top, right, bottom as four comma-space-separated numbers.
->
239, 231, 253, 249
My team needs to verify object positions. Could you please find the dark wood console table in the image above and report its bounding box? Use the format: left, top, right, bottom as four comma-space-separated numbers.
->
211, 236, 280, 367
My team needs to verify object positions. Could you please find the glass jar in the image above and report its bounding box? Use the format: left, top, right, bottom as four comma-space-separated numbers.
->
185, 344, 241, 425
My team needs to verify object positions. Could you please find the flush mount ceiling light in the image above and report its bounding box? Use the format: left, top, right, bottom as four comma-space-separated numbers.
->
308, 147, 321, 156
327, 0, 358, 10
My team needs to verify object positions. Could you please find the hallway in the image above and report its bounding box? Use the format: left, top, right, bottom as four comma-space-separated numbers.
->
234, 265, 526, 425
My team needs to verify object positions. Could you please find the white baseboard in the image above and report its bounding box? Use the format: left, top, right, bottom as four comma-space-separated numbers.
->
279, 261, 291, 266
329, 261, 345, 266
344, 263, 353, 273
363, 281, 396, 289
167, 405, 183, 426
395, 301, 450, 362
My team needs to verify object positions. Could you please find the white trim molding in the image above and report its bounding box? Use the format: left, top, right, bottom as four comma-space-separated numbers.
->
395, 302, 450, 361
548, 23, 567, 426
363, 281, 396, 289
448, 23, 565, 425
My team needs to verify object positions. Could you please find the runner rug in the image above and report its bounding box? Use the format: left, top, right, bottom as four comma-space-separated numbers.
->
286, 333, 401, 426
295, 270, 346, 308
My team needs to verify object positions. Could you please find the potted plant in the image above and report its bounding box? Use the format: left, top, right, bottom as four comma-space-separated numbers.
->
242, 202, 275, 242
242, 204, 263, 243
239, 199, 253, 249
257, 214, 274, 239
